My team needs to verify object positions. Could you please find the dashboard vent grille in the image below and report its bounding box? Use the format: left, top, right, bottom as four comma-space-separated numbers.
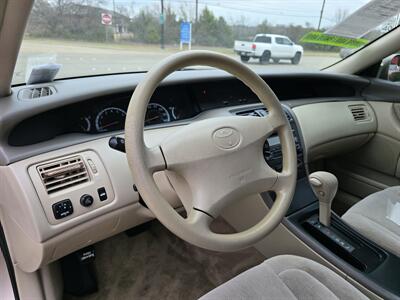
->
18, 86, 54, 100
236, 107, 268, 117
235, 107, 293, 122
349, 105, 370, 122
37, 156, 89, 194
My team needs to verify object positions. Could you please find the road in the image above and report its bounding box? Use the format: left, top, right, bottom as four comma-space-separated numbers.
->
13, 39, 341, 84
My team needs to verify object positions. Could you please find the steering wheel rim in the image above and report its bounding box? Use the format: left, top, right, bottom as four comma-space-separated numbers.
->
125, 50, 297, 252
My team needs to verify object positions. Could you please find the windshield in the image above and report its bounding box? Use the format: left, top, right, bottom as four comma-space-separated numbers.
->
12, 0, 400, 85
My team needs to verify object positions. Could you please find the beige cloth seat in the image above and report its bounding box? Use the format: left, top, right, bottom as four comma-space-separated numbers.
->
200, 255, 367, 300
342, 186, 400, 257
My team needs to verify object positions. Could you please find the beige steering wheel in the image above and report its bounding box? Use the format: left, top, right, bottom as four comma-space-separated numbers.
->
125, 51, 297, 252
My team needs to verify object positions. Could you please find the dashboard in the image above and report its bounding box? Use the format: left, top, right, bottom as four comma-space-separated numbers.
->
8, 81, 263, 146
0, 69, 381, 274
7, 75, 362, 148
9, 86, 197, 146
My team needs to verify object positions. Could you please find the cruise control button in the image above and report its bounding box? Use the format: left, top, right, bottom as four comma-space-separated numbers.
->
98, 187, 108, 201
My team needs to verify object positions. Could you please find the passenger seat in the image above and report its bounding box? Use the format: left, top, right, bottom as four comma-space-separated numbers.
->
342, 186, 400, 257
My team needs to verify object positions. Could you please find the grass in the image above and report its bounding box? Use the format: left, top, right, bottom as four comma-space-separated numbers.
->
21, 37, 233, 54
21, 37, 338, 56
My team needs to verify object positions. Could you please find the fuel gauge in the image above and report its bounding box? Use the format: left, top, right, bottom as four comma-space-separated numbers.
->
78, 116, 91, 133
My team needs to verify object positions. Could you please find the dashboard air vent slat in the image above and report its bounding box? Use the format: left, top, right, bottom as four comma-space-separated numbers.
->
236, 107, 268, 117
349, 105, 370, 122
18, 86, 55, 100
235, 107, 293, 122
37, 156, 89, 194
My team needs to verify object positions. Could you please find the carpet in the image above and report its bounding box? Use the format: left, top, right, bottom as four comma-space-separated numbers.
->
64, 219, 265, 300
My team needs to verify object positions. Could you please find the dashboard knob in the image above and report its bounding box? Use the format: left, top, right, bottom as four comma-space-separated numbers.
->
80, 194, 94, 207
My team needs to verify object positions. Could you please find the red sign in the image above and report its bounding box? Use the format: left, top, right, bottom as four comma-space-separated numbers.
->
101, 13, 112, 26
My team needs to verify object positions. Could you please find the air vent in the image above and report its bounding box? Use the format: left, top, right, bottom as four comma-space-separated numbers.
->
18, 86, 55, 100
235, 107, 293, 122
37, 156, 89, 194
349, 105, 371, 122
236, 107, 268, 117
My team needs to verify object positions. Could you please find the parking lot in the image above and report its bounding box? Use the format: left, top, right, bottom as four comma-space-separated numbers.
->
13, 39, 341, 84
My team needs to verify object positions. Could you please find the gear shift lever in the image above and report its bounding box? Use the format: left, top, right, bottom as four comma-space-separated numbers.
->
309, 171, 338, 227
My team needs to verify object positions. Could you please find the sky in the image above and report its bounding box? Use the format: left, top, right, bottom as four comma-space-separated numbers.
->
102, 0, 371, 28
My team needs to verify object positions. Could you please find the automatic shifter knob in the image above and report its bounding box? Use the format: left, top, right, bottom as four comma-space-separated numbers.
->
309, 171, 338, 226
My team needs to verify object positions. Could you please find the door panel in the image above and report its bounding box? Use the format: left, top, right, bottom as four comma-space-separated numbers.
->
0, 224, 18, 300
272, 37, 286, 58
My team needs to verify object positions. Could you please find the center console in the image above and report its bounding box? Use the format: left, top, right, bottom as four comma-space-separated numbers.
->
262, 108, 305, 179
255, 106, 400, 299
233, 105, 306, 178
285, 202, 400, 299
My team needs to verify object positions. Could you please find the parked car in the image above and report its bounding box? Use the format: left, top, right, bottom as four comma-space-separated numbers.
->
339, 47, 358, 58
234, 34, 303, 64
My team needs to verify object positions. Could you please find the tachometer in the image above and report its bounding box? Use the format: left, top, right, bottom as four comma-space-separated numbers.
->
95, 107, 126, 132
145, 103, 171, 125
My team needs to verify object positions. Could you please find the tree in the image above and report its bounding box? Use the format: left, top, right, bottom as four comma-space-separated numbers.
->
194, 7, 233, 47
334, 8, 349, 24
129, 9, 160, 43
216, 17, 233, 47
257, 19, 270, 33
25, 1, 339, 52
28, 0, 123, 41
232, 16, 257, 41
164, 5, 181, 45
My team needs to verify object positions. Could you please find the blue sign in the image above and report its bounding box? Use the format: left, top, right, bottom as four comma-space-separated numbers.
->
180, 22, 191, 43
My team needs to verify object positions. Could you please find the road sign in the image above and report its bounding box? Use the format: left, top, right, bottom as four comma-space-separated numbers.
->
180, 22, 192, 50
180, 22, 191, 43
101, 13, 112, 26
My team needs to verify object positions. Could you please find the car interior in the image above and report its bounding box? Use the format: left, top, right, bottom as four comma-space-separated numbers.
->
2, 1, 400, 299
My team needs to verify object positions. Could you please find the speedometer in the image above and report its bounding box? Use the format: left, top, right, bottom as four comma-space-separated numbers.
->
95, 107, 126, 132
145, 103, 171, 125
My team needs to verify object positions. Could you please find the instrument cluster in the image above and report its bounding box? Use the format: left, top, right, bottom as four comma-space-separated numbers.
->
74, 86, 198, 133
77, 103, 175, 133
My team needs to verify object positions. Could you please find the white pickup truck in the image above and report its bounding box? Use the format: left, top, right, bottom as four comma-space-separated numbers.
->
234, 34, 303, 65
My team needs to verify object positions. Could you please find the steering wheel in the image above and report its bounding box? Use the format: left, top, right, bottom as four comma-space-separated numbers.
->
125, 51, 297, 252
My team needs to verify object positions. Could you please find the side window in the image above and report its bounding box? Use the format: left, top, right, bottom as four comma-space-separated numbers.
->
254, 36, 271, 44
282, 38, 292, 45
275, 37, 284, 45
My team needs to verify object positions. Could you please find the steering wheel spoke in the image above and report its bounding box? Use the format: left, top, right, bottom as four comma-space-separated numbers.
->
179, 153, 279, 219
145, 145, 167, 173
272, 170, 297, 192
186, 208, 214, 231
266, 111, 287, 132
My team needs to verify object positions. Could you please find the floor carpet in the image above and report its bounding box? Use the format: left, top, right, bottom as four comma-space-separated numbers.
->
64, 219, 265, 300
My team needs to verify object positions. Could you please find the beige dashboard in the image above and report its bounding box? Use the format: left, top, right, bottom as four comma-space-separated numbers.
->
0, 99, 377, 273
293, 100, 377, 161
0, 125, 183, 272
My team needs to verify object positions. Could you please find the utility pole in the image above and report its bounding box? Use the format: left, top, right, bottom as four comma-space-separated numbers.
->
317, 0, 326, 31
195, 0, 198, 23
112, 0, 116, 38
160, 0, 165, 49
